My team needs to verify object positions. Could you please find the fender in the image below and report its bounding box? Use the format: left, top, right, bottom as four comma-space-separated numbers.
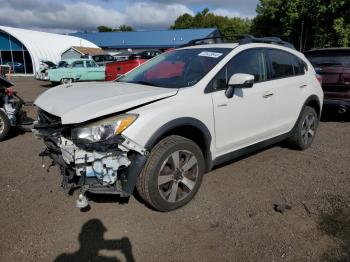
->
145, 117, 213, 171
121, 117, 213, 196
292, 95, 321, 131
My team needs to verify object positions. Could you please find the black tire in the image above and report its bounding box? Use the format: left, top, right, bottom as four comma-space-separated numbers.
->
288, 106, 319, 150
61, 78, 73, 84
0, 110, 11, 141
136, 135, 205, 212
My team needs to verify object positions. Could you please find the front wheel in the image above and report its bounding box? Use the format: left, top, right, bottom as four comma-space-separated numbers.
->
61, 78, 73, 84
288, 106, 319, 150
0, 110, 11, 141
136, 135, 205, 211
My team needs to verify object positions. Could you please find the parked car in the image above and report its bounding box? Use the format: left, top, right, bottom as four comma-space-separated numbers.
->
47, 58, 105, 84
35, 60, 56, 81
105, 50, 161, 81
34, 37, 323, 211
305, 48, 350, 114
81, 54, 116, 66
0, 75, 33, 141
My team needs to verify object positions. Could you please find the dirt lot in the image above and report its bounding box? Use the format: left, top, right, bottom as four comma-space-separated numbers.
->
1, 77, 349, 262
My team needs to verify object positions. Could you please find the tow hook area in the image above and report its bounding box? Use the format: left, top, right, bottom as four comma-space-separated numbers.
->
76, 189, 89, 209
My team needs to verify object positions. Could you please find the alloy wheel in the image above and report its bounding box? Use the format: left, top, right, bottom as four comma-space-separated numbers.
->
301, 113, 316, 145
158, 150, 199, 203
0, 116, 4, 134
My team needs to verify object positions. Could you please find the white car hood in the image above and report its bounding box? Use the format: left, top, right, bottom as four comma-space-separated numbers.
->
35, 81, 178, 124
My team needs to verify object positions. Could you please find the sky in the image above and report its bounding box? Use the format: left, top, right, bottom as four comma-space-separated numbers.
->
0, 0, 259, 33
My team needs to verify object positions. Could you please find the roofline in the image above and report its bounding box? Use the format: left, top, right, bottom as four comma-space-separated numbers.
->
72, 28, 219, 35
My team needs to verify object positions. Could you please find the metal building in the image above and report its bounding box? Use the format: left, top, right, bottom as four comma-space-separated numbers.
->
71, 28, 221, 51
0, 26, 98, 75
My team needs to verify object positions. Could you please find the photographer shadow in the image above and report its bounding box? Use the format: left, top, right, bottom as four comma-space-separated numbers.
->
55, 219, 135, 262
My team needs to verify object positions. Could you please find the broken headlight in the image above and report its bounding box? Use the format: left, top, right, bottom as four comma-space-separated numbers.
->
72, 114, 137, 143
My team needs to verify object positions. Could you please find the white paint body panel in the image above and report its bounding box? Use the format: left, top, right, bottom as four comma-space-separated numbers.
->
34, 81, 178, 124
35, 42, 323, 162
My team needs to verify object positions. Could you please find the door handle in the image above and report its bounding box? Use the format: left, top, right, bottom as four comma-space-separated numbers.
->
217, 103, 228, 107
299, 84, 307, 88
262, 92, 274, 98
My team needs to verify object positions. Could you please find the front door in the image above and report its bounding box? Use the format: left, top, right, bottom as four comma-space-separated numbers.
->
210, 48, 278, 156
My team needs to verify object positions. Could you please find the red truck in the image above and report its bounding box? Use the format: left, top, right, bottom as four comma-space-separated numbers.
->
105, 50, 161, 81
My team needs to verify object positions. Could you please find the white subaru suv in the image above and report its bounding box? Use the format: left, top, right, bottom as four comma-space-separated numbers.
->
34, 37, 323, 211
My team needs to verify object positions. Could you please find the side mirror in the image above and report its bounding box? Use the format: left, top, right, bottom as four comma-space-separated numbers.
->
225, 73, 255, 98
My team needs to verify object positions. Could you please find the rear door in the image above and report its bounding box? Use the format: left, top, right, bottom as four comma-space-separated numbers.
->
265, 49, 308, 133
86, 60, 105, 81
71, 60, 85, 81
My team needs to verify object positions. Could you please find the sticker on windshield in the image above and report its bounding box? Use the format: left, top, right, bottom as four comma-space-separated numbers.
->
198, 51, 223, 58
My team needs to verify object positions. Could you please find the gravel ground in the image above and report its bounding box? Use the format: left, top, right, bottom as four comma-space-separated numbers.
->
0, 77, 349, 262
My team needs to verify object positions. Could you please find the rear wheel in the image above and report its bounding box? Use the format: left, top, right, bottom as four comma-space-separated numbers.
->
136, 135, 205, 211
0, 110, 11, 141
288, 106, 318, 150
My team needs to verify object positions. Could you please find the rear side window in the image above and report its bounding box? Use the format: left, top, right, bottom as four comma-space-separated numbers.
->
291, 56, 307, 75
72, 61, 84, 68
305, 51, 350, 68
268, 49, 295, 79
86, 61, 96, 68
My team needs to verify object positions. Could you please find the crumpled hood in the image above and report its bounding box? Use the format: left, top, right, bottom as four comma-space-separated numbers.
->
35, 81, 178, 124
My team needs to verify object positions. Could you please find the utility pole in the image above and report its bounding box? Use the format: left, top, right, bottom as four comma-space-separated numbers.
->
300, 21, 304, 52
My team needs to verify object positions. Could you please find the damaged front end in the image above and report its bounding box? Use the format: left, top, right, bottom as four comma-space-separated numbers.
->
34, 109, 148, 208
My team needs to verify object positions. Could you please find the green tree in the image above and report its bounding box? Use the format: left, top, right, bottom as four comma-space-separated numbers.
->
119, 24, 134, 32
97, 26, 113, 32
97, 25, 134, 32
251, 0, 350, 50
171, 8, 252, 39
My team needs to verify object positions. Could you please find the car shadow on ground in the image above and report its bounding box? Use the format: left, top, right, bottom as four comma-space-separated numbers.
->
54, 219, 135, 262
39, 82, 54, 88
2, 127, 26, 142
321, 109, 349, 122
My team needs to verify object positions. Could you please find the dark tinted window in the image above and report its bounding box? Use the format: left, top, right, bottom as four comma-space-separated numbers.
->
93, 56, 102, 62
268, 49, 295, 79
291, 56, 307, 75
58, 61, 68, 68
305, 50, 350, 68
209, 49, 268, 91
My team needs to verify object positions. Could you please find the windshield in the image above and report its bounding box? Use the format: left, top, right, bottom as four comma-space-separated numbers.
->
306, 51, 350, 68
58, 61, 69, 68
118, 48, 231, 88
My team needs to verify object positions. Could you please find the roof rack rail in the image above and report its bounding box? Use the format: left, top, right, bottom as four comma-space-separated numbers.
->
180, 34, 295, 49
239, 35, 295, 49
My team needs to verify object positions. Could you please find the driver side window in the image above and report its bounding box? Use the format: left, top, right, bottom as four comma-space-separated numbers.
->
209, 49, 268, 91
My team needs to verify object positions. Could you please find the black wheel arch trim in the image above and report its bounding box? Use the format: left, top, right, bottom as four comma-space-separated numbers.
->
144, 117, 213, 172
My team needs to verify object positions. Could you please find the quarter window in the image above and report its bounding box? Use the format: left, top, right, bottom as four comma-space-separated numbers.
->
86, 61, 96, 68
72, 61, 84, 68
291, 56, 307, 75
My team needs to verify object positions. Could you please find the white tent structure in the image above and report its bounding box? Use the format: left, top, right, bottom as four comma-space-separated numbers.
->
0, 26, 98, 75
